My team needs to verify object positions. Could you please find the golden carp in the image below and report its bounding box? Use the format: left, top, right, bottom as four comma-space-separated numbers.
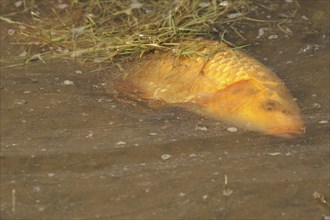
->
116, 39, 304, 137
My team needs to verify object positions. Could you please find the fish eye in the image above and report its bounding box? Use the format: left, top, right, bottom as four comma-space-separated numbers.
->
262, 100, 278, 111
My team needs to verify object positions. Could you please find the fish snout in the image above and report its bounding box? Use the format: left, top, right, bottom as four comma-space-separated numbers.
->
266, 119, 305, 138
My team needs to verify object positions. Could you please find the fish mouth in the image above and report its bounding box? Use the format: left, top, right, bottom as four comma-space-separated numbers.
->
265, 125, 305, 138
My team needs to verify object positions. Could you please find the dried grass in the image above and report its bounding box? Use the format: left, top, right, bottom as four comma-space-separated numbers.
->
0, 0, 299, 70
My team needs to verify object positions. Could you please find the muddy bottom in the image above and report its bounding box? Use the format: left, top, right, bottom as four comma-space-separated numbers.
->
1, 0, 329, 219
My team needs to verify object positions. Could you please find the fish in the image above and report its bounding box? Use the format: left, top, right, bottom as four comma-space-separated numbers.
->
115, 39, 305, 138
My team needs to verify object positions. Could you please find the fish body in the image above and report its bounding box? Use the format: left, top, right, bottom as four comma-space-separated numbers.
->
116, 39, 304, 137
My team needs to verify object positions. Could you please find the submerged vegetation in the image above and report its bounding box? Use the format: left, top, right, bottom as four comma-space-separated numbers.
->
0, 0, 300, 69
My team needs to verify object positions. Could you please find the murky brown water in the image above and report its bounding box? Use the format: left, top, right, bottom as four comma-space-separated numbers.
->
1, 0, 329, 219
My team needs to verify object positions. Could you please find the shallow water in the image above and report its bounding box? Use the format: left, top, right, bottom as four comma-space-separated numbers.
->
1, 0, 329, 219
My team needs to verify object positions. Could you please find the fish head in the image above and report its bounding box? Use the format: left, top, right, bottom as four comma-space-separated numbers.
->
203, 80, 305, 137
241, 88, 305, 138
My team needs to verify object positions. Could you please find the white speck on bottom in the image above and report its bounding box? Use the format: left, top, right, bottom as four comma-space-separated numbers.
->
63, 80, 74, 85
161, 154, 172, 160
227, 127, 238, 132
